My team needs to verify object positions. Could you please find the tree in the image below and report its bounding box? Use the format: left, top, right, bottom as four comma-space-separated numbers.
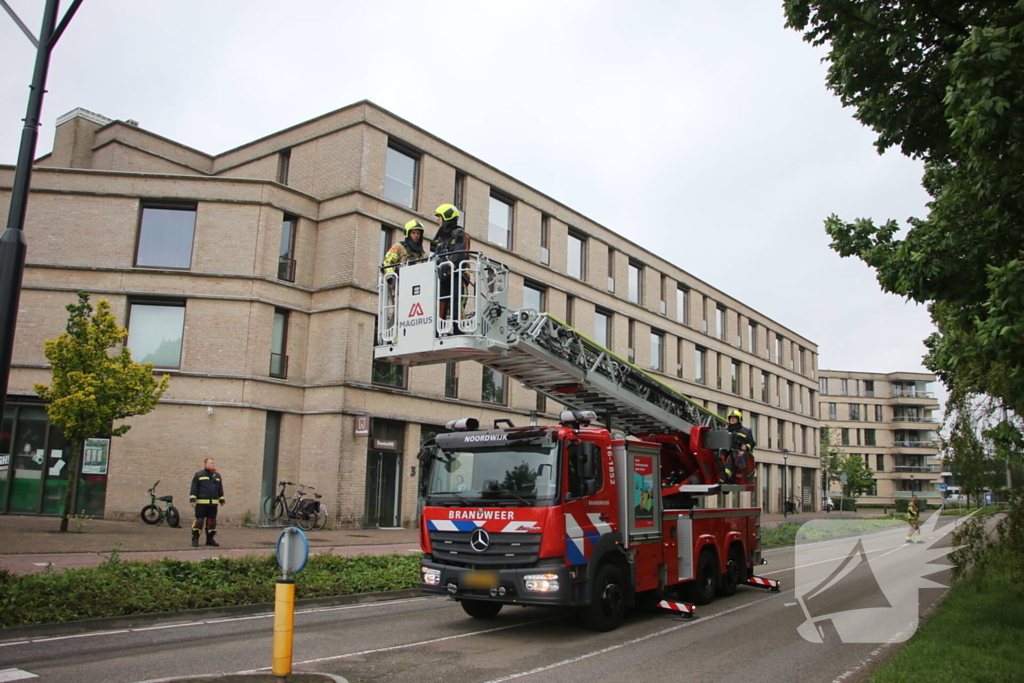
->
34, 292, 170, 532
820, 425, 875, 500
820, 425, 843, 494
784, 1, 1024, 440
941, 386, 991, 505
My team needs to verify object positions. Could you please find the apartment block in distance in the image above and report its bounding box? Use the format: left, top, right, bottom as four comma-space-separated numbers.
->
818, 370, 941, 505
0, 102, 822, 526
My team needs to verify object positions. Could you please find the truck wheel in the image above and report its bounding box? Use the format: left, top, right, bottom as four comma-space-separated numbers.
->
684, 549, 718, 605
717, 545, 744, 597
581, 564, 627, 632
461, 599, 502, 619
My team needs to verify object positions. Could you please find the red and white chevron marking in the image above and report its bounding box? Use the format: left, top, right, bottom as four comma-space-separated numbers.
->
746, 575, 780, 589
657, 600, 696, 615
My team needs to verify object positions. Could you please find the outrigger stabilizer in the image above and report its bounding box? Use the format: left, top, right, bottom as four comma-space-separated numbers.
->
745, 576, 781, 592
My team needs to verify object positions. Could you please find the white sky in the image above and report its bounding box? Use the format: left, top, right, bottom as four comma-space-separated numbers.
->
1, 1, 939, 393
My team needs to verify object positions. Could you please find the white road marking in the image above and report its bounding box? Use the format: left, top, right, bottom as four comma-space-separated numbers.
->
761, 543, 906, 576
0, 669, 39, 682
481, 592, 786, 682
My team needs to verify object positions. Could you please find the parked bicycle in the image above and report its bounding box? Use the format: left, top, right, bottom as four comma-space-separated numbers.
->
141, 480, 181, 528
264, 481, 324, 531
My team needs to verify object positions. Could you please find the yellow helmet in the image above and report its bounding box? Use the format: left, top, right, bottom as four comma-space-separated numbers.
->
404, 219, 424, 236
434, 204, 460, 221
728, 409, 743, 421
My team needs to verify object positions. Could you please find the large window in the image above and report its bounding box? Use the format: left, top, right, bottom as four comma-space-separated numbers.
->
135, 204, 196, 269
676, 285, 689, 325
278, 214, 297, 282
628, 261, 642, 304
875, 404, 884, 421
568, 230, 586, 279
482, 367, 506, 404
384, 144, 417, 208
488, 195, 513, 248
127, 300, 186, 368
595, 309, 611, 347
828, 402, 837, 420
270, 309, 288, 378
523, 282, 545, 312
650, 331, 664, 372
695, 347, 707, 385
865, 429, 877, 446
371, 320, 405, 388
849, 404, 861, 421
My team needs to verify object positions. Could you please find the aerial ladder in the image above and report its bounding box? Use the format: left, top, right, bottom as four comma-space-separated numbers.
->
375, 252, 755, 492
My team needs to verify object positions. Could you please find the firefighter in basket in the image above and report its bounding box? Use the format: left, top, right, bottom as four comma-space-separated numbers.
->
722, 409, 755, 484
432, 204, 470, 333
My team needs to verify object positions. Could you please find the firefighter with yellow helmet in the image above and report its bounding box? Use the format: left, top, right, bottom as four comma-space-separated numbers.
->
381, 219, 428, 273
432, 204, 470, 331
723, 409, 755, 483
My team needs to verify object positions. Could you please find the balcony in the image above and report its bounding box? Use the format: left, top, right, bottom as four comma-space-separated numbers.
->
891, 415, 935, 423
892, 440, 936, 449
278, 256, 296, 282
890, 389, 935, 399
893, 465, 942, 474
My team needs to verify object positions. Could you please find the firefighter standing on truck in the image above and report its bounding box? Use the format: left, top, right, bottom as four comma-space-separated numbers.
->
432, 204, 469, 332
724, 409, 755, 483
190, 458, 225, 547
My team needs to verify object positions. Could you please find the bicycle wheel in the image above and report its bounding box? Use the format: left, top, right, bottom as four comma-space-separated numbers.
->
297, 508, 317, 531
263, 496, 278, 521
313, 505, 328, 531
271, 498, 286, 523
167, 506, 181, 528
141, 505, 162, 525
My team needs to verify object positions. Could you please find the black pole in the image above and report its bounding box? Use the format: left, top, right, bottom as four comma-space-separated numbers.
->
0, 0, 64, 417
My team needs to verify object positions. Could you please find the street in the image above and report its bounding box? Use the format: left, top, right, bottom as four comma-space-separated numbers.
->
0, 522, 953, 683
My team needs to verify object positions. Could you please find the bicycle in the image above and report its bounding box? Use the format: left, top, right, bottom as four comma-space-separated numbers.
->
140, 481, 181, 528
264, 481, 322, 530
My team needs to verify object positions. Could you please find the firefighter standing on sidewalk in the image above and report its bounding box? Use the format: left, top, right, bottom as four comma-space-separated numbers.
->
190, 458, 225, 547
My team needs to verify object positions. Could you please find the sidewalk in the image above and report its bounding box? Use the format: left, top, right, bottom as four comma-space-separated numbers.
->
0, 514, 421, 574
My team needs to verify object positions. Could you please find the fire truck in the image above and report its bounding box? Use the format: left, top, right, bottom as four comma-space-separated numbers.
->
375, 251, 779, 631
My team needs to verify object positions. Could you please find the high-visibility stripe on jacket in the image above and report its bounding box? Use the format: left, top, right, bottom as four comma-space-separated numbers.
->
189, 468, 225, 506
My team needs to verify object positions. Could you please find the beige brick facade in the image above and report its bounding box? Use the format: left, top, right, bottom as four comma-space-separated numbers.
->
1, 101, 823, 527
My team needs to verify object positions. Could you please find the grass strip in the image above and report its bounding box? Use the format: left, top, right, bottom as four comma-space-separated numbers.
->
0, 552, 420, 629
762, 518, 905, 547
869, 554, 1024, 683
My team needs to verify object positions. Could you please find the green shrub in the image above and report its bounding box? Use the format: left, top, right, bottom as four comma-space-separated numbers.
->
894, 498, 909, 513
832, 497, 857, 512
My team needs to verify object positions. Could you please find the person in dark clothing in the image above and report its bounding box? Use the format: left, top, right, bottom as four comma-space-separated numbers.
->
382, 219, 427, 273
723, 409, 756, 483
189, 458, 225, 547
432, 204, 470, 332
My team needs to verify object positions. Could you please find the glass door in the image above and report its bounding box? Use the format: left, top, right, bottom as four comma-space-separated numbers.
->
364, 450, 401, 528
9, 407, 49, 513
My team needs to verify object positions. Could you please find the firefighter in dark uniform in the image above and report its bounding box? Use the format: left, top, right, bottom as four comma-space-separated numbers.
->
189, 458, 225, 547
432, 204, 469, 332
724, 409, 755, 483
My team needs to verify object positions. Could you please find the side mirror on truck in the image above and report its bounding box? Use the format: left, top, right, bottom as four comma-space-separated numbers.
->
568, 440, 602, 498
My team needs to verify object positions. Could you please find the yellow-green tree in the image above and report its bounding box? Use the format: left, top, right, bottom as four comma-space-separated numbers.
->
34, 292, 170, 532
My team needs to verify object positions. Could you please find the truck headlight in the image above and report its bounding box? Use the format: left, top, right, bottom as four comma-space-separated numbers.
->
422, 567, 441, 586
524, 573, 560, 592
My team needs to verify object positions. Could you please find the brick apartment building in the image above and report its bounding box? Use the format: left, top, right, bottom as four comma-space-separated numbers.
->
818, 370, 941, 505
0, 101, 822, 526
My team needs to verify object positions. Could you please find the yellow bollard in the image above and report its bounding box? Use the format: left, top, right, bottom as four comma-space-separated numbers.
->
272, 578, 296, 677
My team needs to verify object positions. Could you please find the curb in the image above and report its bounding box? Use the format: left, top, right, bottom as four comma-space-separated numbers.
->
0, 588, 424, 641
135, 674, 349, 683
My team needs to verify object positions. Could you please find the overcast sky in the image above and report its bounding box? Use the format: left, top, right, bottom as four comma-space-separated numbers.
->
1, 1, 939, 394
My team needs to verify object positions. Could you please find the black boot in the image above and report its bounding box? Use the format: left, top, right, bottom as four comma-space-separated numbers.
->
191, 530, 200, 548
205, 530, 219, 547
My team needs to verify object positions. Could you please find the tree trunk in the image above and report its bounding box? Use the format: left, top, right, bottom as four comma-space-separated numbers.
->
59, 440, 82, 533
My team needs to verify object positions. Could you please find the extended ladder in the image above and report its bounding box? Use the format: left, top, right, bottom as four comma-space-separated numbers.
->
375, 253, 726, 434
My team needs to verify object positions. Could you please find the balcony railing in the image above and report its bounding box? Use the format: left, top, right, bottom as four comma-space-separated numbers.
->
893, 465, 942, 473
270, 353, 289, 378
893, 440, 935, 448
890, 389, 935, 398
893, 490, 942, 498
278, 256, 296, 282
892, 415, 933, 422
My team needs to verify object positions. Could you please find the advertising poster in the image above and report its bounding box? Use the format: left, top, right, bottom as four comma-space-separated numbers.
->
632, 454, 655, 528
82, 438, 110, 475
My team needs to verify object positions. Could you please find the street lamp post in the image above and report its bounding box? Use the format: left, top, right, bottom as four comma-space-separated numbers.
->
0, 0, 83, 417
782, 449, 790, 519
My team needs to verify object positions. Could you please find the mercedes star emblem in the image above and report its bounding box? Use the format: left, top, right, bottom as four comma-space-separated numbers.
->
470, 528, 490, 552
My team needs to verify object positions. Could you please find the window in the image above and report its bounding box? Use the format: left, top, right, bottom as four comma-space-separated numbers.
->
716, 306, 726, 340
278, 214, 297, 282
127, 300, 186, 368
454, 172, 466, 213
628, 261, 642, 304
627, 320, 636, 364
565, 295, 575, 326
676, 340, 684, 378
876, 453, 885, 471
828, 402, 837, 420
777, 420, 785, 451
568, 230, 586, 279
748, 413, 758, 442
135, 204, 196, 269
607, 247, 615, 291
775, 335, 784, 365
536, 391, 546, 413
864, 380, 875, 397
482, 367, 506, 404
659, 275, 668, 315
384, 144, 417, 208
875, 404, 884, 421
731, 360, 740, 394
849, 404, 861, 421
841, 428, 850, 446
676, 285, 689, 325
788, 380, 795, 410
371, 319, 405, 388
488, 195, 513, 248
820, 377, 828, 394
594, 309, 611, 347
651, 331, 664, 372
277, 149, 291, 185
749, 366, 756, 399
540, 215, 550, 266
865, 428, 876, 446
270, 309, 288, 378
380, 225, 393, 260
695, 347, 707, 385
748, 322, 757, 354
523, 282, 545, 312
840, 378, 849, 396
761, 371, 769, 403
445, 362, 458, 398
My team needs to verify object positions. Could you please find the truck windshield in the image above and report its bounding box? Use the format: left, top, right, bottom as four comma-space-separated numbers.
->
426, 443, 559, 506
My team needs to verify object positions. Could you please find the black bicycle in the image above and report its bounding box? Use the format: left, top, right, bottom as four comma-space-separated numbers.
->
264, 481, 322, 530
141, 480, 181, 528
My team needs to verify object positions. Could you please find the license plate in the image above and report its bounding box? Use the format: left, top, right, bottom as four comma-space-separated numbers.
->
461, 570, 499, 589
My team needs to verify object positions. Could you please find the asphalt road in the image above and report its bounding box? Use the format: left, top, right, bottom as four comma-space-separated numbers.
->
0, 522, 955, 683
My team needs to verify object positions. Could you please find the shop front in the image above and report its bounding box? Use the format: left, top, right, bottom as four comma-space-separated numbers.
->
0, 399, 108, 517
